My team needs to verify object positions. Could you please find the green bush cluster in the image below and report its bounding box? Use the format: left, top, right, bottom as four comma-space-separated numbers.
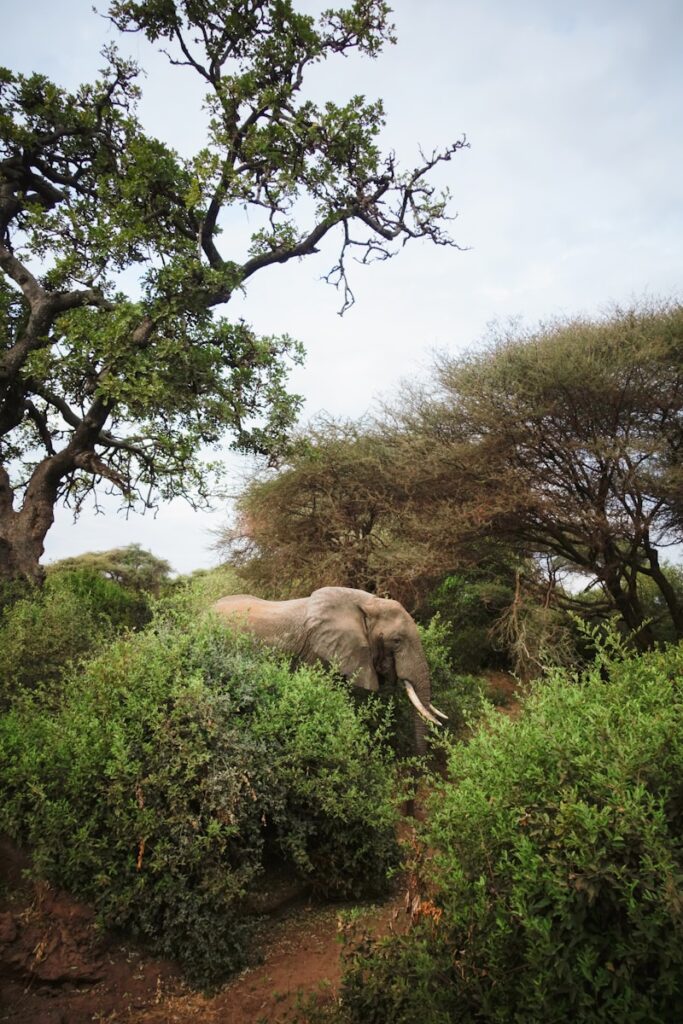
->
427, 573, 513, 674
0, 567, 150, 705
418, 615, 488, 736
0, 610, 398, 985
47, 543, 172, 596
329, 640, 683, 1023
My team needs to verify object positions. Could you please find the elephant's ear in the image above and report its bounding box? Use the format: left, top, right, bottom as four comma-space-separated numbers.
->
305, 588, 380, 692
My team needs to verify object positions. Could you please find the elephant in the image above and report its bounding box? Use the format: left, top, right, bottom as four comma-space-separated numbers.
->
212, 586, 446, 754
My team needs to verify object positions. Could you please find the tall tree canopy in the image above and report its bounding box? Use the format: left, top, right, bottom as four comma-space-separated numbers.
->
0, 0, 464, 581
225, 303, 683, 646
412, 303, 683, 646
227, 418, 412, 598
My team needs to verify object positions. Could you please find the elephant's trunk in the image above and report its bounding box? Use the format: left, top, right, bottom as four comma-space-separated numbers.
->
395, 641, 441, 755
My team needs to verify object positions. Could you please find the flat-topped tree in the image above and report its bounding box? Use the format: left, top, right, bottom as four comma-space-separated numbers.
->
0, 0, 465, 582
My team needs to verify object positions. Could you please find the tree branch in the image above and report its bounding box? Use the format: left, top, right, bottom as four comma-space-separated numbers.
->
29, 385, 83, 429
24, 400, 56, 456
0, 242, 45, 306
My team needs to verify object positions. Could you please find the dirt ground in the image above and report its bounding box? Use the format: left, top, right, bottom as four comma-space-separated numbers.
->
485, 670, 525, 719
0, 839, 408, 1024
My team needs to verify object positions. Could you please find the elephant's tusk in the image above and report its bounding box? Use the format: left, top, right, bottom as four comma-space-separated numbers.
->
403, 681, 443, 726
430, 703, 449, 721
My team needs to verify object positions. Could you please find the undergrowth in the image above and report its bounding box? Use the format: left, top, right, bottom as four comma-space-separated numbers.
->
309, 637, 683, 1023
0, 566, 154, 707
0, 604, 398, 986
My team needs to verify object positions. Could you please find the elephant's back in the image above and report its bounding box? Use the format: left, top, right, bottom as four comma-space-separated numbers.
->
213, 593, 265, 612
212, 594, 308, 651
213, 594, 307, 615
212, 593, 271, 625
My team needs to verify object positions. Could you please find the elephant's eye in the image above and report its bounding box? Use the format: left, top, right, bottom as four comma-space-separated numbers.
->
388, 635, 402, 647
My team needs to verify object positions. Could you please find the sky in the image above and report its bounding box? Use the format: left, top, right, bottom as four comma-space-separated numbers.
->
2, 0, 682, 573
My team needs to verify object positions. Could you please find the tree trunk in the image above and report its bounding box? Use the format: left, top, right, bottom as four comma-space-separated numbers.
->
0, 395, 112, 585
601, 570, 656, 651
0, 507, 53, 584
643, 539, 683, 639
0, 464, 58, 585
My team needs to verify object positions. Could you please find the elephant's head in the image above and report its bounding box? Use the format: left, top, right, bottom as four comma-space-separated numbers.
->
305, 587, 446, 754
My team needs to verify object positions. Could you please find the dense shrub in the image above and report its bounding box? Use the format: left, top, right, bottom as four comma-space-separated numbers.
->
427, 573, 513, 673
47, 544, 172, 596
327, 640, 683, 1023
418, 616, 488, 737
0, 610, 398, 985
0, 568, 146, 704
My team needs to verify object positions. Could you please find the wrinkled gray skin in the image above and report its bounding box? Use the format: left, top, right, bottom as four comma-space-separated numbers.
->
213, 586, 436, 754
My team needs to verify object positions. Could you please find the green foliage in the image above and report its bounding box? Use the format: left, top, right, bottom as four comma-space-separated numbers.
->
422, 303, 683, 646
329, 640, 683, 1023
0, 567, 143, 704
417, 615, 488, 735
432, 674, 489, 735
633, 565, 683, 644
427, 565, 581, 682
428, 572, 513, 672
252, 668, 398, 899
1, 0, 460, 583
48, 544, 173, 596
0, 609, 398, 985
0, 50, 305, 496
572, 562, 683, 650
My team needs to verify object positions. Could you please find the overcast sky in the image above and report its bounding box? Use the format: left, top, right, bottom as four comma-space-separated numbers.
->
3, 0, 682, 573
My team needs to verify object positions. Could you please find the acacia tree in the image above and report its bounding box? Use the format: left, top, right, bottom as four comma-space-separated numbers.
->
227, 305, 683, 649
405, 304, 683, 647
47, 543, 172, 594
225, 418, 418, 598
0, 0, 464, 582
222, 414, 512, 608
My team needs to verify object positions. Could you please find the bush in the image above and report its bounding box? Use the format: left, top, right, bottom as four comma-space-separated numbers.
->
47, 544, 173, 597
418, 616, 488, 736
0, 567, 146, 705
427, 573, 513, 673
328, 640, 683, 1023
0, 609, 398, 985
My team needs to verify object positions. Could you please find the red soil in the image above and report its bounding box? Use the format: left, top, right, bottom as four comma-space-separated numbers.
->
0, 836, 407, 1024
